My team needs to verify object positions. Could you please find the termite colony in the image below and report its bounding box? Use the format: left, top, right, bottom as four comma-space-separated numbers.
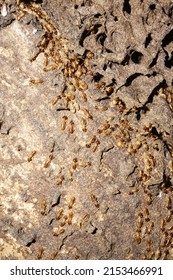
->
16, 1, 173, 259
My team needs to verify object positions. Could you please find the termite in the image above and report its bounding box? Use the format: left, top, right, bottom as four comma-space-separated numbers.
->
136, 214, 143, 231
90, 194, 99, 208
43, 64, 58, 72
166, 210, 172, 222
160, 219, 165, 231
67, 212, 73, 225
79, 214, 90, 228
147, 221, 154, 234
30, 78, 44, 84
128, 186, 139, 195
37, 247, 44, 260
68, 196, 76, 209
79, 117, 87, 132
56, 208, 63, 220
136, 232, 141, 244
27, 150, 37, 162
146, 193, 152, 205
143, 207, 150, 222
166, 196, 172, 209
69, 120, 74, 134
79, 79, 88, 90
51, 95, 61, 106
86, 135, 96, 148
61, 115, 68, 131
44, 153, 53, 168
79, 91, 87, 102
40, 199, 47, 215
78, 161, 91, 168
53, 228, 65, 236
97, 121, 110, 133
95, 105, 108, 111
92, 139, 100, 152
146, 239, 151, 252
71, 158, 78, 170
56, 176, 64, 186
155, 249, 161, 260
81, 108, 93, 120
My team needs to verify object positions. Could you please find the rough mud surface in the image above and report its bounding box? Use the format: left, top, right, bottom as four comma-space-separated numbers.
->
0, 0, 173, 260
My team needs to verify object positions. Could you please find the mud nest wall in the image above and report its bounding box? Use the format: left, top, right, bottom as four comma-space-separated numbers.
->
0, 0, 173, 260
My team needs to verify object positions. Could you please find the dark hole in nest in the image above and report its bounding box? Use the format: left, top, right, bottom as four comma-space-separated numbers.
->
131, 51, 143, 64
93, 72, 103, 82
149, 4, 156, 10
144, 33, 152, 48
162, 29, 173, 47
20, 0, 43, 3
123, 0, 131, 14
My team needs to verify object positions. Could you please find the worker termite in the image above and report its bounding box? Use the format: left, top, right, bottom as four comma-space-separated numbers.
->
40, 198, 47, 215
95, 105, 108, 111
56, 176, 64, 186
61, 115, 68, 131
44, 153, 53, 168
53, 227, 65, 236
136, 214, 143, 231
27, 150, 37, 162
160, 219, 165, 231
146, 239, 151, 252
92, 139, 100, 152
79, 117, 87, 132
79, 214, 90, 228
69, 120, 74, 134
166, 210, 172, 222
67, 212, 73, 225
160, 233, 167, 247
78, 161, 91, 168
90, 194, 99, 208
86, 135, 96, 148
147, 221, 154, 234
166, 196, 172, 210
56, 208, 63, 220
143, 207, 150, 222
71, 158, 78, 170
37, 247, 44, 260
154, 249, 161, 260
79, 90, 87, 102
79, 79, 88, 90
146, 193, 152, 205
102, 127, 114, 137
51, 95, 61, 106
81, 108, 93, 120
97, 121, 110, 134
128, 186, 139, 195
30, 78, 44, 84
43, 64, 58, 72
60, 218, 66, 227
136, 232, 141, 244
68, 196, 76, 209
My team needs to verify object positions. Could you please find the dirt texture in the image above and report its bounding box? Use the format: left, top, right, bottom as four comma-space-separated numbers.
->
0, 0, 173, 260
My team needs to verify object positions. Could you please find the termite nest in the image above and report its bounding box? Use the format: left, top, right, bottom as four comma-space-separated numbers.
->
14, 0, 173, 259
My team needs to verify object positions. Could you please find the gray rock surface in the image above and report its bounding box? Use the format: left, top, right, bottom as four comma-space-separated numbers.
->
0, 0, 173, 259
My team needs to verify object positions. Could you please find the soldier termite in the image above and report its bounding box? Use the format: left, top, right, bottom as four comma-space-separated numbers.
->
136, 232, 141, 244
51, 95, 61, 106
56, 176, 64, 186
128, 186, 139, 195
143, 207, 150, 222
44, 153, 53, 168
69, 120, 74, 134
67, 212, 73, 225
95, 105, 108, 111
40, 199, 47, 215
81, 108, 93, 120
92, 139, 100, 152
27, 150, 37, 162
86, 135, 96, 148
56, 208, 63, 220
53, 227, 65, 236
90, 194, 99, 208
68, 197, 76, 209
61, 115, 68, 131
79, 214, 90, 228
30, 78, 44, 85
